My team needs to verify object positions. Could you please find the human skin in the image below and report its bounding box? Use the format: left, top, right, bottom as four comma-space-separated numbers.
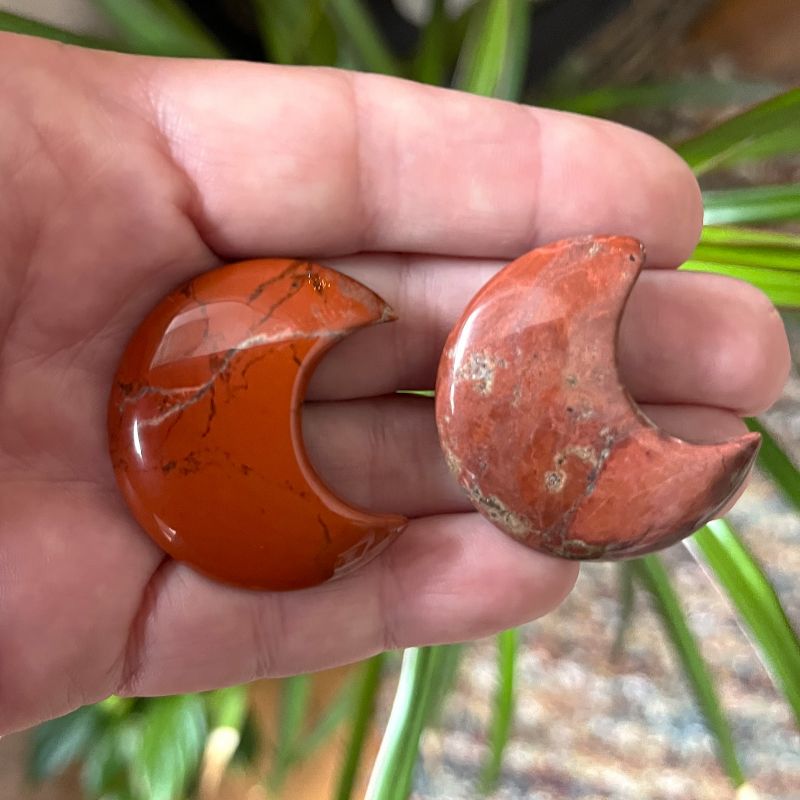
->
0, 33, 790, 735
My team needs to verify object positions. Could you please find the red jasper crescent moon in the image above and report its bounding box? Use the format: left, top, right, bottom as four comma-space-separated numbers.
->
108, 259, 407, 591
435, 236, 760, 559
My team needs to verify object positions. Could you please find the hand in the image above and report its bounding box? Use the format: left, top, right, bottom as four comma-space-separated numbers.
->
0, 34, 789, 735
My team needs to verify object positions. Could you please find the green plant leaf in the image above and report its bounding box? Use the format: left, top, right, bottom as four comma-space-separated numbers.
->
547, 77, 778, 117
455, 0, 512, 97
230, 712, 261, 768
265, 672, 357, 789
0, 11, 118, 50
412, 0, 449, 86
423, 643, 463, 727
691, 243, 800, 272
611, 560, 637, 660
305, 15, 339, 67
28, 705, 101, 782
366, 646, 452, 800
688, 521, 800, 728
495, 0, 532, 102
133, 695, 208, 800
443, 2, 476, 78
196, 688, 250, 797
703, 184, 800, 226
336, 655, 386, 800
746, 419, 800, 512
700, 225, 800, 249
326, 0, 401, 75
722, 128, 800, 164
90, 0, 226, 57
680, 261, 800, 308
81, 719, 139, 799
251, 0, 335, 65
454, 0, 531, 100
268, 674, 313, 792
693, 227, 800, 304
675, 87, 800, 175
294, 678, 358, 761
632, 556, 746, 787
479, 628, 519, 793
97, 695, 137, 719
204, 686, 248, 731
251, 0, 303, 63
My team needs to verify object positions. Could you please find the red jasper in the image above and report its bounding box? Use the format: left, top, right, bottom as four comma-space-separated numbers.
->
435, 236, 759, 559
108, 259, 406, 590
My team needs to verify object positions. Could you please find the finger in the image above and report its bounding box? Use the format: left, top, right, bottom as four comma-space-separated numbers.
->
134, 52, 702, 263
303, 395, 465, 518
0, 402, 749, 732
0, 481, 162, 735
306, 257, 790, 415
117, 514, 579, 697
301, 395, 751, 518
618, 272, 791, 414
640, 404, 749, 443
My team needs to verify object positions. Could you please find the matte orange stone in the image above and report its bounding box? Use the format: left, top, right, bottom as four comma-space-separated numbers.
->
436, 236, 760, 560
108, 259, 407, 590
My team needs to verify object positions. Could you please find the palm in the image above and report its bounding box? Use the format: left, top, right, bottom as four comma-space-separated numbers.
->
0, 35, 789, 735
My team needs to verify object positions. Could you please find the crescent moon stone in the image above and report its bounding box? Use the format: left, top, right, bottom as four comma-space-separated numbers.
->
435, 236, 760, 560
108, 259, 406, 590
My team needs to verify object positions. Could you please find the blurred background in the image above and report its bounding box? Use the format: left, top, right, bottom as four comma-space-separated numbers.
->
0, 1, 798, 799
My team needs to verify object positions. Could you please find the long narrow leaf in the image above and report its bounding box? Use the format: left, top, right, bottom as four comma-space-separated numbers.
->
0, 11, 116, 50
28, 706, 102, 782
479, 628, 519, 793
495, 0, 532, 102
675, 87, 800, 175
392, 650, 440, 800
680, 261, 800, 308
366, 648, 422, 800
134, 695, 207, 800
423, 643, 463, 727
230, 712, 260, 768
90, 0, 226, 57
703, 184, 800, 226
412, 0, 449, 86
745, 419, 800, 511
251, 0, 309, 63
268, 675, 313, 792
293, 678, 358, 761
455, 0, 512, 97
80, 718, 137, 798
199, 688, 248, 798
691, 243, 800, 272
724, 128, 800, 164
326, 0, 400, 75
548, 78, 778, 117
633, 556, 746, 787
700, 226, 800, 249
366, 646, 449, 800
336, 655, 386, 800
611, 560, 637, 660
252, 0, 335, 66
688, 521, 800, 727
205, 686, 248, 731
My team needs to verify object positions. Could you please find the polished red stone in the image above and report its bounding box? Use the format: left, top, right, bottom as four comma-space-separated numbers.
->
108, 259, 407, 590
435, 236, 760, 559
